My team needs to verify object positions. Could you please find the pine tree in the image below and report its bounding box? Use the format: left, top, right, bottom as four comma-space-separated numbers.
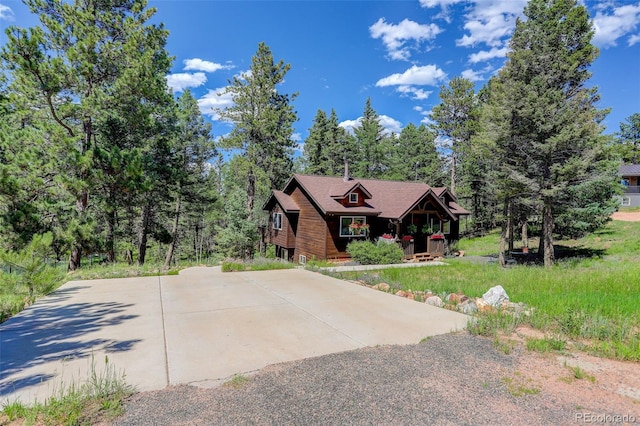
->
496, 0, 617, 266
385, 123, 444, 184
303, 108, 353, 176
1, 0, 173, 270
354, 98, 387, 179
616, 113, 640, 164
163, 90, 217, 268
430, 77, 480, 195
218, 42, 298, 223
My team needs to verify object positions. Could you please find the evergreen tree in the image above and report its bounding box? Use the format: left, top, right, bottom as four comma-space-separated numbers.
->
430, 77, 480, 195
303, 108, 353, 176
497, 0, 617, 266
384, 123, 444, 184
1, 0, 173, 270
163, 90, 217, 268
218, 42, 298, 223
616, 113, 640, 164
354, 98, 387, 179
303, 109, 330, 175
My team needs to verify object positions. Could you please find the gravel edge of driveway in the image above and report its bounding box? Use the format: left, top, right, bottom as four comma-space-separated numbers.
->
112, 332, 621, 426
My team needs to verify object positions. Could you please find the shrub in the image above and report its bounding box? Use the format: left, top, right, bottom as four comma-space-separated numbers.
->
0, 233, 65, 322
221, 260, 246, 272
347, 240, 404, 265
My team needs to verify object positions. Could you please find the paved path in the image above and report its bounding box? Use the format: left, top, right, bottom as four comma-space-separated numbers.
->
0, 267, 469, 407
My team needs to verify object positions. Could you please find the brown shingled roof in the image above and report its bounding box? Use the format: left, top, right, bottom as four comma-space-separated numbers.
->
285, 174, 460, 220
263, 190, 300, 213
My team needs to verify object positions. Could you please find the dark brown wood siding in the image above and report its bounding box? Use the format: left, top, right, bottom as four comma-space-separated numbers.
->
290, 187, 327, 261
326, 215, 379, 259
336, 187, 370, 208
268, 205, 296, 249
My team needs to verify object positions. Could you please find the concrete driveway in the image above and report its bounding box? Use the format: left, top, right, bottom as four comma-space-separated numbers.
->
0, 267, 469, 407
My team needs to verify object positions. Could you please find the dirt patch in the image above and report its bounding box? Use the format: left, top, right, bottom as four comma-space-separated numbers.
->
503, 327, 640, 420
611, 211, 640, 222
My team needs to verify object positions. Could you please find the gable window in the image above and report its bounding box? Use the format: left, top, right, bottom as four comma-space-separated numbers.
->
273, 212, 283, 230
349, 193, 358, 204
340, 216, 368, 237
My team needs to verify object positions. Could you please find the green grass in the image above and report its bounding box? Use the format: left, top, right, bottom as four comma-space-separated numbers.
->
526, 337, 567, 353
221, 257, 296, 272
332, 220, 640, 361
224, 374, 250, 389
0, 355, 134, 425
0, 260, 204, 323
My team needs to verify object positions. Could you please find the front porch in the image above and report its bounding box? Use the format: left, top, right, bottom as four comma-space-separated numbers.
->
395, 236, 446, 260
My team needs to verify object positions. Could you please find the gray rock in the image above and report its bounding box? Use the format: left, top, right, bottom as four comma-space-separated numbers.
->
458, 300, 477, 315
482, 285, 509, 308
426, 295, 444, 307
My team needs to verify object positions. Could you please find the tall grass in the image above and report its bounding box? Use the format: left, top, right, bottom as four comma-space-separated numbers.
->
1, 355, 134, 425
336, 220, 640, 360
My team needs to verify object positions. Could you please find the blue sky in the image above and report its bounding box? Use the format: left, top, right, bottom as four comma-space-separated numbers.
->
1, 0, 639, 151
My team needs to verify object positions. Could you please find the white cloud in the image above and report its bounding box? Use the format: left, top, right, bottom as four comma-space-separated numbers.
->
183, 58, 234, 73
456, 0, 526, 48
592, 4, 640, 48
376, 65, 447, 87
461, 68, 484, 82
0, 3, 14, 21
339, 119, 360, 134
468, 46, 508, 64
197, 88, 234, 120
379, 115, 403, 135
629, 33, 640, 46
339, 116, 403, 136
397, 85, 433, 100
166, 72, 207, 92
369, 18, 442, 61
419, 0, 463, 7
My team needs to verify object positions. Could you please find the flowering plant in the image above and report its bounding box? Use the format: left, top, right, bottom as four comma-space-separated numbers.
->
381, 233, 394, 240
349, 222, 369, 234
430, 233, 444, 240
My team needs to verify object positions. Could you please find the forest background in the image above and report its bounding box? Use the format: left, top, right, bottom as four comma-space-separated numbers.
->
0, 0, 639, 279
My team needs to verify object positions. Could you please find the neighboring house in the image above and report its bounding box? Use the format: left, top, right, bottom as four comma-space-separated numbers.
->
619, 164, 640, 207
263, 173, 470, 263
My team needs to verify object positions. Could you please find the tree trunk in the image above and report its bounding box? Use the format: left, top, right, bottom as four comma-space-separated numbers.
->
138, 202, 151, 266
507, 201, 514, 254
105, 204, 116, 263
164, 195, 182, 268
498, 200, 508, 267
542, 200, 555, 267
247, 168, 255, 220
521, 221, 529, 249
68, 193, 88, 271
68, 243, 82, 271
450, 152, 457, 195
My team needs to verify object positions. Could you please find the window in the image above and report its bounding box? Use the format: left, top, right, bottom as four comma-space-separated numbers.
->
273, 213, 283, 230
349, 193, 358, 204
299, 254, 306, 265
442, 221, 451, 235
340, 216, 368, 237
621, 197, 631, 206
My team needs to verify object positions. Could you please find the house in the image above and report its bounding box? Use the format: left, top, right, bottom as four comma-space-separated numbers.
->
263, 173, 470, 263
619, 164, 640, 207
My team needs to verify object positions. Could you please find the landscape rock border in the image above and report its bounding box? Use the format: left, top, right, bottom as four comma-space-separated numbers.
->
354, 280, 532, 317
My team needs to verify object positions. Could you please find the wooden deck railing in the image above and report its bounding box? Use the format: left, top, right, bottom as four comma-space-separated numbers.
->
397, 238, 414, 258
